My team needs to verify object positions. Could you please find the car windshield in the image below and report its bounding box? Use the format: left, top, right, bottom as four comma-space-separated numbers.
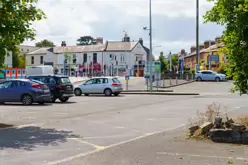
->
59, 77, 71, 84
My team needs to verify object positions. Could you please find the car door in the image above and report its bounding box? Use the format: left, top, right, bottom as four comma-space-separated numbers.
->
201, 71, 210, 80
0, 81, 12, 101
93, 78, 105, 93
7, 81, 28, 101
82, 79, 96, 93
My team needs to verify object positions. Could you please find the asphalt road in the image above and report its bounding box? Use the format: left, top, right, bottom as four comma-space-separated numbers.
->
0, 81, 248, 165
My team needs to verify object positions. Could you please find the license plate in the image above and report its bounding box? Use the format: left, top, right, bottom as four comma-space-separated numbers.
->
66, 86, 71, 89
44, 89, 50, 93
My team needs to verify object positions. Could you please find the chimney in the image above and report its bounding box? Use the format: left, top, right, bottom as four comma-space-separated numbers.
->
123, 33, 130, 42
215, 37, 221, 43
204, 40, 216, 49
199, 44, 204, 50
139, 38, 143, 46
61, 41, 66, 47
181, 49, 186, 55
190, 46, 196, 53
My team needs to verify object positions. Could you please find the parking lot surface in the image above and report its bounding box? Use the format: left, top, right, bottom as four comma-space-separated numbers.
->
0, 81, 248, 165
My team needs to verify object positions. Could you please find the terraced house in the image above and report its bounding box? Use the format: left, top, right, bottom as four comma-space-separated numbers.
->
184, 37, 228, 71
25, 35, 149, 77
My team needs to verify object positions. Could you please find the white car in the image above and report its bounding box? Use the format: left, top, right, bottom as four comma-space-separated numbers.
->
74, 77, 123, 96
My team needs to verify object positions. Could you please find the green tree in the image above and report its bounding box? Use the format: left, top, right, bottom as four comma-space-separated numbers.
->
35, 39, 55, 47
204, 0, 248, 94
77, 36, 96, 45
0, 0, 46, 68
12, 49, 20, 68
158, 51, 167, 73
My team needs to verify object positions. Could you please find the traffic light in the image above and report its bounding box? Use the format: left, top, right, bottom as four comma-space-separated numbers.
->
110, 54, 113, 61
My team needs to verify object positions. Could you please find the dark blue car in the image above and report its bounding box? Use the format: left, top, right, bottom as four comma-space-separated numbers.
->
0, 79, 51, 105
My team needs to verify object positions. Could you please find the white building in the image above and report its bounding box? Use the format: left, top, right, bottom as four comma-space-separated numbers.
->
26, 39, 148, 76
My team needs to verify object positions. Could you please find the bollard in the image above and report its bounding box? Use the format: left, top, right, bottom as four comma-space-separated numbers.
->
170, 77, 172, 85
163, 77, 165, 87
176, 76, 178, 84
186, 74, 188, 81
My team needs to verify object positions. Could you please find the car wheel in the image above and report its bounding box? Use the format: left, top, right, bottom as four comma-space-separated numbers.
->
197, 77, 202, 81
50, 93, 56, 103
84, 94, 89, 96
114, 93, 119, 96
215, 77, 220, 82
37, 101, 45, 105
22, 94, 33, 105
104, 89, 112, 96
74, 88, 82, 96
59, 97, 69, 102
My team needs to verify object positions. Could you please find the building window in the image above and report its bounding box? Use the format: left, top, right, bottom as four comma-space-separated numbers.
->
115, 55, 116, 61
40, 56, 43, 64
73, 54, 77, 64
27, 49, 29, 52
93, 53, 97, 63
83, 54, 87, 63
31, 56, 34, 64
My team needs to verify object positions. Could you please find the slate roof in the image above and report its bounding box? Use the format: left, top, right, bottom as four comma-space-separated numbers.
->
105, 41, 138, 51
27, 47, 52, 55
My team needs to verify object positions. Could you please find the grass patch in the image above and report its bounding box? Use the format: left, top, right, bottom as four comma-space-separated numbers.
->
234, 116, 248, 128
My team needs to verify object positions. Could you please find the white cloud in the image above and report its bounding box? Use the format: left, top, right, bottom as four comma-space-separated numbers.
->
24, 0, 222, 57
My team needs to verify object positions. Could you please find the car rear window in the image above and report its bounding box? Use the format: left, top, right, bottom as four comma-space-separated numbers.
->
112, 78, 121, 83
59, 77, 71, 85
31, 79, 44, 84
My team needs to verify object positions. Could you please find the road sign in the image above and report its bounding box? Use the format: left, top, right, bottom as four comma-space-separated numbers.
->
125, 75, 130, 80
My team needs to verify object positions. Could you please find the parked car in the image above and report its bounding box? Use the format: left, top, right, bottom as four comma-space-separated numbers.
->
27, 75, 74, 102
0, 79, 51, 105
74, 77, 123, 96
195, 70, 227, 82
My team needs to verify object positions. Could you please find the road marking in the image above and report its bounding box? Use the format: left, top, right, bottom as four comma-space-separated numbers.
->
156, 152, 248, 161
236, 106, 241, 109
88, 121, 144, 133
82, 134, 134, 140
46, 124, 186, 165
68, 138, 105, 150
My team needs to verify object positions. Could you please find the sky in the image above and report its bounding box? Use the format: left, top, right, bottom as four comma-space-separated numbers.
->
23, 0, 224, 58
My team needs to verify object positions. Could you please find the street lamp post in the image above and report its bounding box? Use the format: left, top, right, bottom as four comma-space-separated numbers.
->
149, 0, 153, 92
196, 0, 200, 71
61, 41, 66, 75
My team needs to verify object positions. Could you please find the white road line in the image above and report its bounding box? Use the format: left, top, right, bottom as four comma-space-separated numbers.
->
68, 138, 105, 150
46, 124, 186, 165
87, 121, 144, 133
82, 134, 134, 140
156, 152, 248, 161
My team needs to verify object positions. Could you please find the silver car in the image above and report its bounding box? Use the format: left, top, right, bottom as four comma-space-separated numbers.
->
74, 77, 123, 96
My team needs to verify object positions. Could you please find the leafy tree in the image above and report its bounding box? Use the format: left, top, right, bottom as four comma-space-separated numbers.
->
19, 55, 26, 68
158, 51, 167, 73
204, 0, 248, 94
12, 49, 20, 68
77, 36, 96, 46
35, 39, 55, 47
0, 0, 46, 68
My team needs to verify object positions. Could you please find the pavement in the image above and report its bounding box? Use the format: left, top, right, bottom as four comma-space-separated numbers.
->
0, 81, 248, 165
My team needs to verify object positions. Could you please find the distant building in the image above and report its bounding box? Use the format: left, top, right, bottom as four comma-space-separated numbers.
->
26, 34, 148, 76
184, 37, 226, 71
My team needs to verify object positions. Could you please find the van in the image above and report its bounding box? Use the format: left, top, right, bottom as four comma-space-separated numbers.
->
26, 66, 54, 77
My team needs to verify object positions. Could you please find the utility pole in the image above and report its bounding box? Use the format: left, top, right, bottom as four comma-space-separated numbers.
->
196, 0, 200, 71
149, 0, 153, 92
61, 41, 66, 75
